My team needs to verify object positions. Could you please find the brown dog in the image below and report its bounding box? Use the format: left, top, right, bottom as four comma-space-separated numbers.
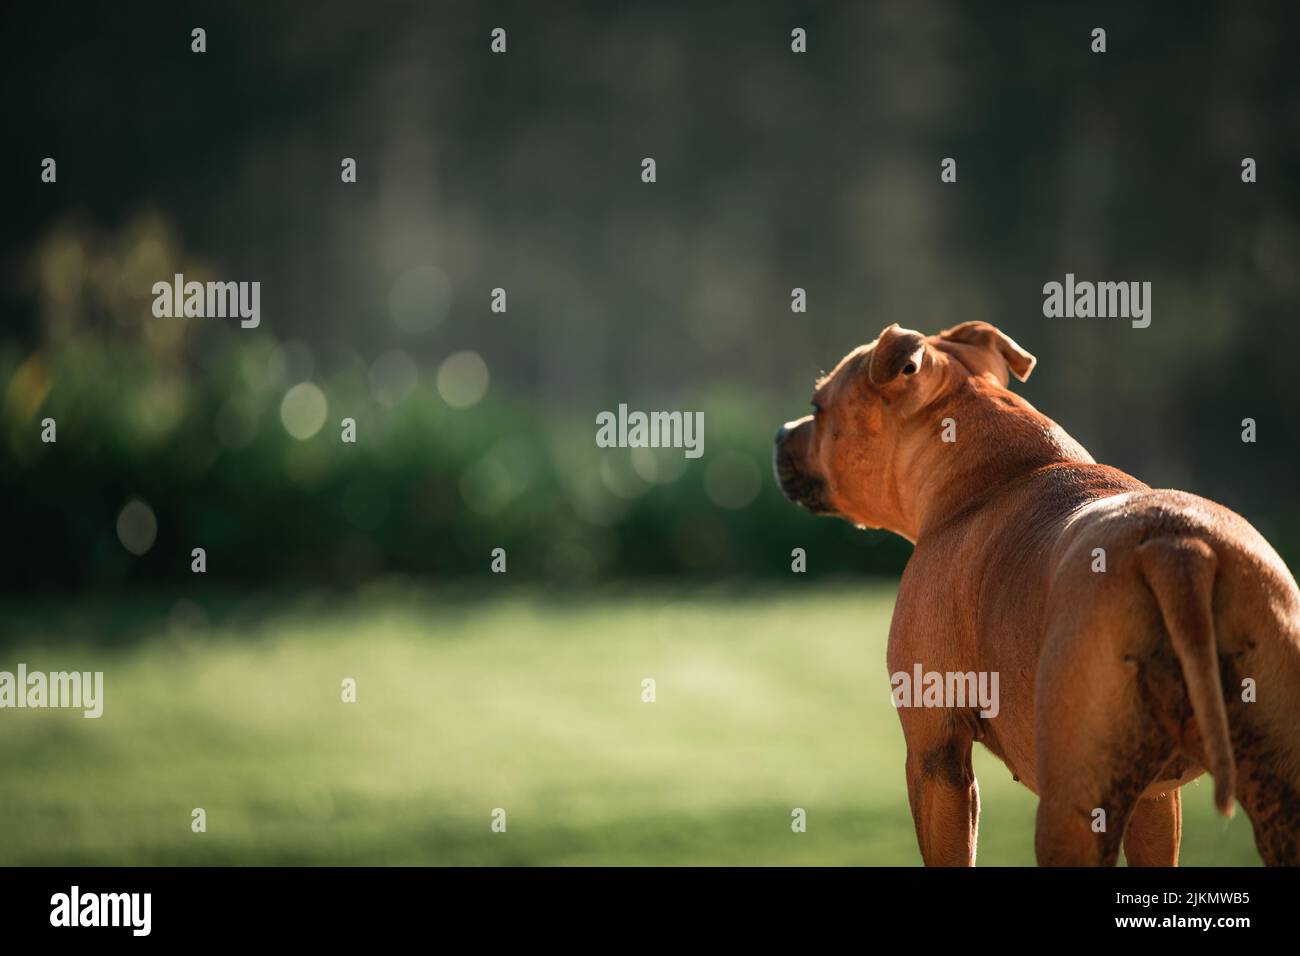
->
775, 321, 1300, 866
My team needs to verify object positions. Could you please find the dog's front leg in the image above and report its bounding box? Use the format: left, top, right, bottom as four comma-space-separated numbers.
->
902, 722, 980, 866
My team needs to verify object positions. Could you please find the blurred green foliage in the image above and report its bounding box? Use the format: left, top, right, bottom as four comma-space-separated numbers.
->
0, 335, 909, 592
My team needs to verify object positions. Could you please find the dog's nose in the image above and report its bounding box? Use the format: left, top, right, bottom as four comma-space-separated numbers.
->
775, 423, 789, 445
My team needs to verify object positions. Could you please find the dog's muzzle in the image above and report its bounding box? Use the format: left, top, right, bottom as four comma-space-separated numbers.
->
774, 420, 835, 515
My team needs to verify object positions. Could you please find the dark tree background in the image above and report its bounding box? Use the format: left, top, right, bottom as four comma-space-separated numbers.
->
2, 0, 1297, 592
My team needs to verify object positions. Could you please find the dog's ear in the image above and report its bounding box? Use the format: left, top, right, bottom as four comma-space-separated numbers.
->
937, 321, 1036, 384
869, 324, 928, 387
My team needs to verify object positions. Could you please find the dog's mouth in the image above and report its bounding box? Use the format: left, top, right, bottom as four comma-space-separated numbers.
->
774, 447, 836, 515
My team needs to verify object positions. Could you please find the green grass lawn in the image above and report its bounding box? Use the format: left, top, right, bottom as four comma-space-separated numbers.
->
0, 582, 1261, 865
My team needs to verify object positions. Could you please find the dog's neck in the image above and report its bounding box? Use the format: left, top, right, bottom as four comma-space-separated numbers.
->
893, 377, 1106, 543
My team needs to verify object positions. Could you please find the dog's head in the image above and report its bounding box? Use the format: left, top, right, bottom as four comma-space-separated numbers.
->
773, 321, 1036, 532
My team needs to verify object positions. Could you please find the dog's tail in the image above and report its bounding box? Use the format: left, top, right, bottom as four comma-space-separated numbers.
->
1137, 535, 1236, 817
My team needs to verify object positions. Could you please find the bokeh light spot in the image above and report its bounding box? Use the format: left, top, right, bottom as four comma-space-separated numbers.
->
437, 351, 489, 408
116, 498, 158, 556
280, 382, 328, 440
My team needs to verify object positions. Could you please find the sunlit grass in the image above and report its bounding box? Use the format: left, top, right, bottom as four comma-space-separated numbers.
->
0, 584, 1260, 865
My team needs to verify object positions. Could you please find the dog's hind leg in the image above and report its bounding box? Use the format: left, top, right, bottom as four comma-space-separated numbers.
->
1140, 535, 1300, 864
1035, 737, 1173, 866
1236, 758, 1300, 865
1122, 790, 1181, 866
1033, 591, 1178, 866
1208, 595, 1300, 865
1221, 648, 1300, 866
